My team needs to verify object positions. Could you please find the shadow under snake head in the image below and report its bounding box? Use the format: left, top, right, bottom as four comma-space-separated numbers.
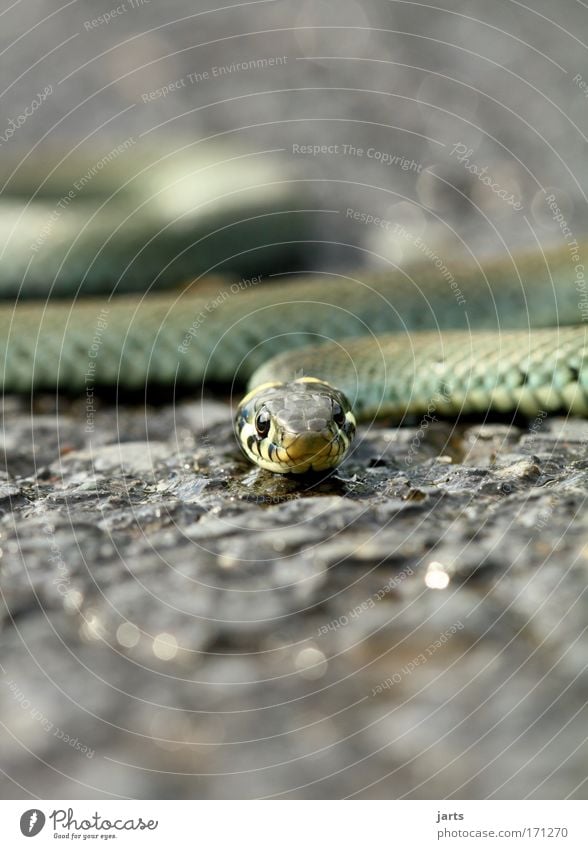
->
235, 377, 356, 474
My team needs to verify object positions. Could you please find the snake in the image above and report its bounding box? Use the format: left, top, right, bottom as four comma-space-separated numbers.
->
0, 150, 586, 474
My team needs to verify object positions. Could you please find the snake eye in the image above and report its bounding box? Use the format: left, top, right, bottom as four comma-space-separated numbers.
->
332, 402, 345, 428
255, 409, 271, 437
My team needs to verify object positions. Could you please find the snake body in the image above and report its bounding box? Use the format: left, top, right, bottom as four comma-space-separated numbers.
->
0, 152, 587, 471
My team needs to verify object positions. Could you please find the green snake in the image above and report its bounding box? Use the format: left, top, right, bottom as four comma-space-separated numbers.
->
0, 151, 586, 473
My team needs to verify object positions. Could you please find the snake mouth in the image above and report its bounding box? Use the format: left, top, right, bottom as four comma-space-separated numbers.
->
279, 429, 340, 472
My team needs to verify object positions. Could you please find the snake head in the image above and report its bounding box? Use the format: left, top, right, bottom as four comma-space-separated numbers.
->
235, 377, 356, 474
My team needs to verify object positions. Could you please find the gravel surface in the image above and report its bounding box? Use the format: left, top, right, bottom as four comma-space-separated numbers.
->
1, 398, 587, 799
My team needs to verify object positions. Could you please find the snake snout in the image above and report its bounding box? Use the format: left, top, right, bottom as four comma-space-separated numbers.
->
281, 428, 334, 460
279, 427, 340, 473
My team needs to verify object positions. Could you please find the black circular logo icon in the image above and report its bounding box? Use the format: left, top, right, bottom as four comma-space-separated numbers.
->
20, 810, 45, 837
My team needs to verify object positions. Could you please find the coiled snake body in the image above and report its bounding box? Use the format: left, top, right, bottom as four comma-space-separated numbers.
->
1, 153, 586, 472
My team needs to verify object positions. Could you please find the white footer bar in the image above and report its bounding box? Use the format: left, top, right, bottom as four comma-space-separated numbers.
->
1, 799, 585, 848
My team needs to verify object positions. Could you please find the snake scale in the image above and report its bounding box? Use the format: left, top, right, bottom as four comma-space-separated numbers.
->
0, 151, 586, 471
